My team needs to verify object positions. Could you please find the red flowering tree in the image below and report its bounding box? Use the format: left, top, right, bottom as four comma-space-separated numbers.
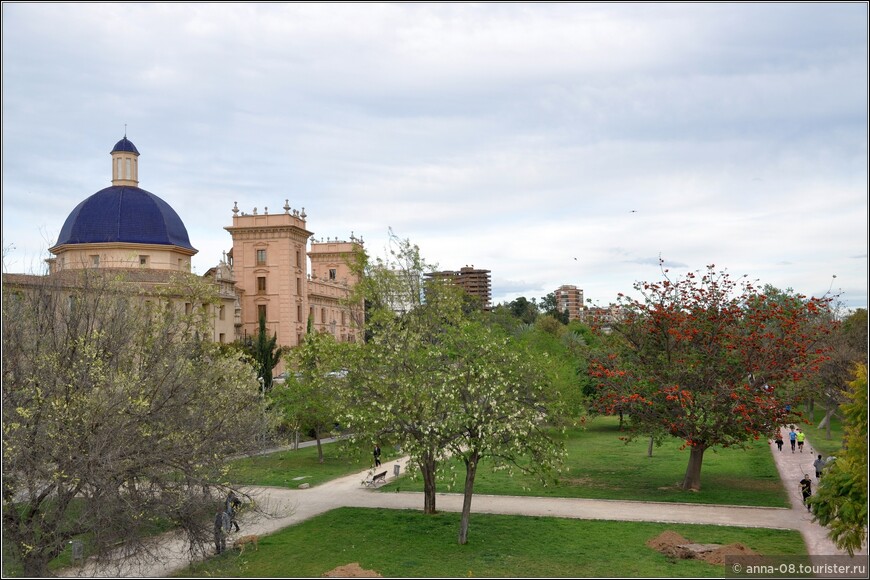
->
590, 263, 832, 491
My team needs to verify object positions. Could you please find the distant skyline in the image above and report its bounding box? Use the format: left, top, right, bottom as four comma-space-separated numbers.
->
2, 3, 867, 309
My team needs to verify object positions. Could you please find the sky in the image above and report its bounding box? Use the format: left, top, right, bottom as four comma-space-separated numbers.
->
2, 3, 867, 309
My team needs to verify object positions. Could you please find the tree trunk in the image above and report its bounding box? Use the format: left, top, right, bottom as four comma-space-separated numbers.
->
294, 429, 299, 451
647, 436, 654, 458
618, 409, 624, 430
421, 452, 437, 514
680, 445, 706, 491
458, 451, 480, 545
807, 398, 815, 423
817, 406, 836, 438
315, 431, 323, 464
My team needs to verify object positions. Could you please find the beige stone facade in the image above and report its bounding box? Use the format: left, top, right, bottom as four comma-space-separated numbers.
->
225, 202, 363, 352
16, 137, 364, 361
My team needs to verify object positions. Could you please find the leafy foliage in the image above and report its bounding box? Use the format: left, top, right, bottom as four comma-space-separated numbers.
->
2, 270, 268, 576
810, 363, 868, 555
589, 263, 832, 490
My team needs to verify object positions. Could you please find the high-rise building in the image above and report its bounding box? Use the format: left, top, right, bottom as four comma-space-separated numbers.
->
555, 284, 584, 322
425, 265, 492, 310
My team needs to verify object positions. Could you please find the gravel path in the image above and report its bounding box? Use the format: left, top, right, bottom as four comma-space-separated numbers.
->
59, 431, 866, 577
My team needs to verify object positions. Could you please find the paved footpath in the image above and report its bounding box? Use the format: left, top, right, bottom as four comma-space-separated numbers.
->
60, 432, 866, 577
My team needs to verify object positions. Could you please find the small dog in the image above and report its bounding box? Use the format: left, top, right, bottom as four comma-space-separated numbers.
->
234, 534, 259, 554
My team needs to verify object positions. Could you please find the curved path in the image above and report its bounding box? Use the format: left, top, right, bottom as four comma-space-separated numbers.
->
60, 432, 866, 577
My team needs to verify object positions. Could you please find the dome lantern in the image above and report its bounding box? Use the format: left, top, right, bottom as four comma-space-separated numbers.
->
111, 136, 140, 186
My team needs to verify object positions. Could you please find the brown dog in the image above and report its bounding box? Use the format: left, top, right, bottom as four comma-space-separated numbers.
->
234, 534, 259, 554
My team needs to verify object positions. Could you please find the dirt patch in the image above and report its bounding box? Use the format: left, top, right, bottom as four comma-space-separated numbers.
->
322, 562, 383, 577
647, 530, 691, 552
647, 531, 756, 565
704, 543, 756, 565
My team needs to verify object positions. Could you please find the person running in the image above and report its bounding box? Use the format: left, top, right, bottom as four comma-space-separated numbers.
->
774, 429, 784, 452
788, 427, 797, 453
799, 474, 813, 512
796, 429, 806, 453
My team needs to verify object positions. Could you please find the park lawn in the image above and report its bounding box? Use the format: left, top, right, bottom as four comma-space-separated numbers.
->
224, 440, 395, 488
175, 507, 807, 578
798, 416, 844, 458
381, 415, 788, 507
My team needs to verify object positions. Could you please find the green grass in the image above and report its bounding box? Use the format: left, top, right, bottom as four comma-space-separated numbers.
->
797, 415, 845, 458
225, 440, 396, 488
175, 507, 807, 578
381, 416, 788, 507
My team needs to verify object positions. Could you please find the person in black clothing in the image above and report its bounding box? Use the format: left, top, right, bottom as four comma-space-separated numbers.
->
226, 491, 242, 532
799, 474, 813, 512
373, 444, 382, 467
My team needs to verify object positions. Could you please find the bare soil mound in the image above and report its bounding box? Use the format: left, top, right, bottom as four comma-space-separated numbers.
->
322, 562, 383, 577
647, 530, 757, 565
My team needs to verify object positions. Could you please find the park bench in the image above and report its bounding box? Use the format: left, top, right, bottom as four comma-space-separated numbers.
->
362, 470, 388, 488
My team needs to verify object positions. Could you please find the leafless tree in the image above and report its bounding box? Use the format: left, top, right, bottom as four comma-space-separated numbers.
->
2, 269, 270, 576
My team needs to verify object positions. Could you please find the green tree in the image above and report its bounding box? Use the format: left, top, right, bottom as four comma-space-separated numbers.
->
508, 296, 539, 324
248, 312, 285, 393
540, 292, 569, 324
590, 263, 832, 491
344, 277, 465, 514
275, 331, 347, 463
810, 364, 868, 555
439, 321, 564, 544
2, 270, 268, 576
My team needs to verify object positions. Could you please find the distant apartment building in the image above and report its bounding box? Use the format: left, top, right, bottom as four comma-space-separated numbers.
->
425, 265, 492, 310
555, 284, 584, 322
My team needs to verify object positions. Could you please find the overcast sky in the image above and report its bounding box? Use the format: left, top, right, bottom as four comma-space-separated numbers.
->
2, 3, 867, 309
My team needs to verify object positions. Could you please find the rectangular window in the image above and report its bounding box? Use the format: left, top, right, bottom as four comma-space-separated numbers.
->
125, 158, 131, 179
116, 158, 122, 180
296, 277, 302, 295
329, 268, 337, 281
297, 304, 302, 322
219, 333, 226, 344
296, 250, 301, 267
185, 302, 192, 315
257, 276, 266, 294
321, 308, 326, 323
139, 255, 149, 267
219, 305, 226, 320
91, 255, 99, 267
258, 305, 267, 321
256, 249, 267, 265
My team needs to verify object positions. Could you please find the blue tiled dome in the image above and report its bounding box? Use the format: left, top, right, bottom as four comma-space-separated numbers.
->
112, 137, 140, 155
54, 186, 196, 250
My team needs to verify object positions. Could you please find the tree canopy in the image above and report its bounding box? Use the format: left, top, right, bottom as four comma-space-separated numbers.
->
590, 263, 832, 490
810, 363, 868, 555
2, 270, 268, 576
